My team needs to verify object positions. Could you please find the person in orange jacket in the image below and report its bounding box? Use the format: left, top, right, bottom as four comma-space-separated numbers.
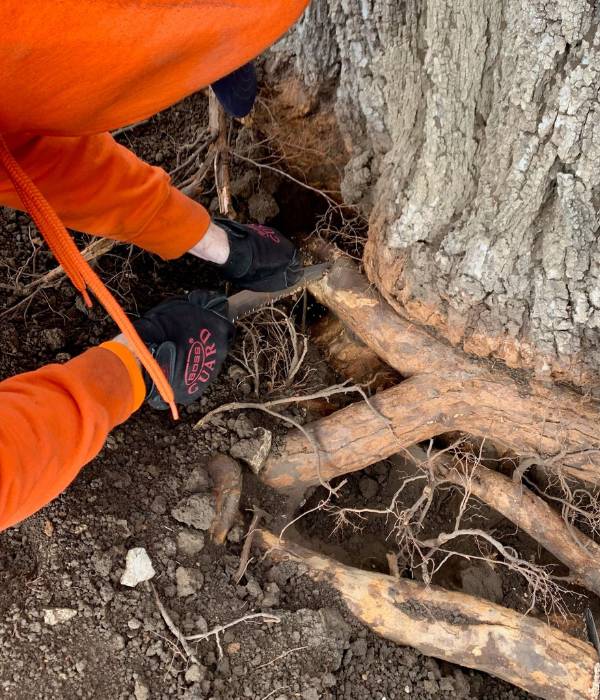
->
0, 0, 310, 531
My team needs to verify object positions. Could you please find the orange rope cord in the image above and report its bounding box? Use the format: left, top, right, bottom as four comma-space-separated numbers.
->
0, 135, 178, 419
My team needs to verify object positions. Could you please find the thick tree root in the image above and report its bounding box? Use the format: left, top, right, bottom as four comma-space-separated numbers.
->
260, 319, 600, 599
256, 529, 600, 700
302, 253, 600, 486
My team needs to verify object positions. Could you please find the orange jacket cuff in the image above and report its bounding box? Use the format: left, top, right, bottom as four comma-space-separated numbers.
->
132, 186, 211, 260
99, 341, 146, 412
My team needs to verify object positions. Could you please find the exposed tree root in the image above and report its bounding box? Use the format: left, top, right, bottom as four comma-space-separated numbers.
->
408, 445, 600, 599
278, 251, 600, 486
259, 306, 600, 600
256, 530, 600, 700
206, 453, 242, 545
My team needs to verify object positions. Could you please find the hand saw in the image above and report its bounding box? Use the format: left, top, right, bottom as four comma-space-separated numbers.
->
226, 263, 329, 322
585, 607, 600, 659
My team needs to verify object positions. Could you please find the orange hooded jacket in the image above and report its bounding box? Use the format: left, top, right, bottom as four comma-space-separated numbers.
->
0, 0, 309, 530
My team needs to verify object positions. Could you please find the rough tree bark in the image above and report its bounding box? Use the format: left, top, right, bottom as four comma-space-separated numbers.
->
266, 0, 600, 389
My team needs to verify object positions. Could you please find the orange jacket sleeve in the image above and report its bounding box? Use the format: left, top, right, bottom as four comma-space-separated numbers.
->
0, 133, 210, 259
0, 345, 145, 531
0, 1, 310, 136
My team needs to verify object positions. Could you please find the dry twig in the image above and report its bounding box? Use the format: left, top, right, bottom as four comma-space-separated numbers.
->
234, 509, 266, 584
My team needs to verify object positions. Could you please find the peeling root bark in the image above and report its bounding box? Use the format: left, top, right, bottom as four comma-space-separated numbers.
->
256, 530, 600, 700
206, 453, 241, 544
299, 254, 600, 486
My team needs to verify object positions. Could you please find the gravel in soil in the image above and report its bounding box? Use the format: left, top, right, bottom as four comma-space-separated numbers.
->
0, 93, 538, 699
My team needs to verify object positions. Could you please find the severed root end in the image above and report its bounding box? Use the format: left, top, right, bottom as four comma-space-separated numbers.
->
207, 453, 242, 544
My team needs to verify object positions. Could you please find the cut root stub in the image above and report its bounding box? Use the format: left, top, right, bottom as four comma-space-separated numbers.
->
206, 453, 242, 544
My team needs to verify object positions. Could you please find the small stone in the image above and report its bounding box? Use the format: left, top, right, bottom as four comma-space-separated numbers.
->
75, 661, 86, 674
185, 664, 206, 683
128, 618, 142, 630
41, 328, 65, 351
359, 476, 378, 499
120, 548, 155, 587
43, 608, 77, 626
301, 689, 319, 700
262, 582, 280, 608
111, 634, 126, 651
177, 529, 205, 556
351, 638, 368, 658
246, 578, 262, 598
176, 566, 203, 597
91, 552, 112, 578
227, 364, 247, 381
248, 191, 279, 223
322, 673, 336, 688
227, 642, 241, 655
229, 428, 272, 474
194, 615, 209, 633
226, 525, 244, 544
171, 495, 215, 530
183, 467, 211, 493
150, 495, 167, 515
134, 679, 150, 700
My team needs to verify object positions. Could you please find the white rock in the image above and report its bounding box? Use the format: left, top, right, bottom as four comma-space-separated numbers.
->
43, 608, 77, 626
120, 547, 155, 587
134, 679, 150, 700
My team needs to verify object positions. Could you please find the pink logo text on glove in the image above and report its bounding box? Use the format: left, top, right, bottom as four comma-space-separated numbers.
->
185, 328, 217, 393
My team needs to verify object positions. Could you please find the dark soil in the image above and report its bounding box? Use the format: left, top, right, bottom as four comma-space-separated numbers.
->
0, 93, 570, 700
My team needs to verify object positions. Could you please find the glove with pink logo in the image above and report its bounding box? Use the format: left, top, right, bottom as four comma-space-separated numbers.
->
213, 217, 302, 292
133, 290, 235, 410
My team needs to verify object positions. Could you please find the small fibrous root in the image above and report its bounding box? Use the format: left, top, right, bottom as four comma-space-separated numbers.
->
180, 88, 232, 208
22, 238, 117, 294
412, 444, 600, 599
234, 508, 266, 584
233, 305, 311, 399
149, 582, 199, 664
206, 453, 242, 545
323, 442, 574, 618
185, 612, 280, 660
255, 529, 599, 700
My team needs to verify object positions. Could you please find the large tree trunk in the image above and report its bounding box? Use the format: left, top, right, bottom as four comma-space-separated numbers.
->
265, 0, 600, 389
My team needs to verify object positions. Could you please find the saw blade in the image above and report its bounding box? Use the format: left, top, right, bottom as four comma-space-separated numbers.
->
227, 263, 329, 322
585, 608, 600, 658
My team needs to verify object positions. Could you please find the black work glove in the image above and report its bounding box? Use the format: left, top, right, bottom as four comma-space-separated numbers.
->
214, 217, 302, 292
133, 290, 235, 410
